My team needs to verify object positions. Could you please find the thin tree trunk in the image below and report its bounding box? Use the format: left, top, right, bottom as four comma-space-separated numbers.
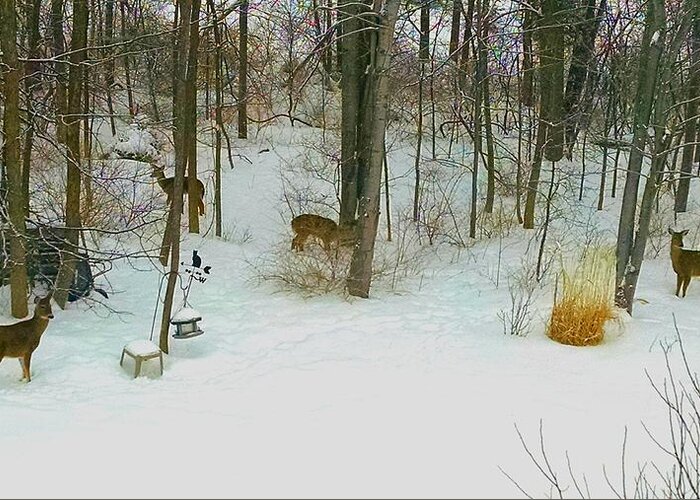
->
186, 0, 201, 233
22, 0, 41, 219
237, 0, 248, 138
50, 0, 67, 143
338, 0, 368, 224
675, 10, 700, 213
53, 0, 88, 309
618, 0, 691, 311
159, 0, 192, 353
207, 0, 223, 237
449, 0, 462, 63
482, 4, 496, 215
469, 0, 484, 238
120, 0, 135, 115
1, 0, 29, 317
615, 0, 665, 294
413, 68, 424, 223
105, 0, 116, 135
383, 140, 392, 242
413, 1, 429, 223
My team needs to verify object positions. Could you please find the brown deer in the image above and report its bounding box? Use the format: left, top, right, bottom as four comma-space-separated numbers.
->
291, 214, 357, 252
151, 164, 206, 216
668, 228, 700, 297
0, 294, 54, 382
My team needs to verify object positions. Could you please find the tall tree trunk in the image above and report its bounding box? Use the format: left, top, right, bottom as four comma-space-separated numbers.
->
413, 1, 430, 223
22, 0, 41, 219
120, 0, 135, 116
615, 0, 665, 296
469, 0, 484, 238
53, 0, 88, 309
619, 2, 692, 312
346, 0, 401, 298
458, 0, 475, 92
563, 0, 605, 157
338, 0, 369, 225
1, 0, 29, 318
105, 0, 116, 135
480, 0, 495, 214
449, 0, 462, 63
50, 0, 67, 143
159, 0, 192, 354
186, 0, 201, 233
237, 0, 248, 138
207, 0, 223, 237
521, 7, 534, 107
675, 10, 700, 213
523, 0, 565, 228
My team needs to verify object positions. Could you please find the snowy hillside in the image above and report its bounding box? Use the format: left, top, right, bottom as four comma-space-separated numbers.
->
1, 122, 700, 498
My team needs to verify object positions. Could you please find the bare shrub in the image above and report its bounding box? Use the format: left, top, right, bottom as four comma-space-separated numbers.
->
415, 159, 469, 246
250, 243, 352, 298
503, 323, 700, 498
280, 135, 341, 218
498, 258, 539, 337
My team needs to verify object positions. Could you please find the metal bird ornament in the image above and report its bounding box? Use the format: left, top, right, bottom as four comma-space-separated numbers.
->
181, 249, 211, 283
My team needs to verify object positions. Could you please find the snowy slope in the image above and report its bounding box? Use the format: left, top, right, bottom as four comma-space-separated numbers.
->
0, 123, 699, 498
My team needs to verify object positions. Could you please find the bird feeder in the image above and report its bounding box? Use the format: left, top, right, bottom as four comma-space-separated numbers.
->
171, 307, 204, 339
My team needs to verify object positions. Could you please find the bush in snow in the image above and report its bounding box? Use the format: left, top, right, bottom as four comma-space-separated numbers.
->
547, 246, 616, 346
111, 119, 160, 164
251, 243, 352, 298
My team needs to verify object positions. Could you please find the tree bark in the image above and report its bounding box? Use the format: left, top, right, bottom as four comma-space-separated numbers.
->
338, 0, 369, 225
615, 0, 665, 295
159, 0, 192, 353
50, 0, 67, 143
105, 0, 116, 135
186, 0, 201, 233
1, 0, 29, 317
238, 0, 248, 138
563, 0, 606, 156
207, 0, 223, 237
675, 10, 700, 213
53, 0, 88, 309
346, 0, 401, 298
21, 0, 41, 219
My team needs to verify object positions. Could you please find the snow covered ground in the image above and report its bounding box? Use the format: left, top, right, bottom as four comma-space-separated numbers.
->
1, 123, 699, 498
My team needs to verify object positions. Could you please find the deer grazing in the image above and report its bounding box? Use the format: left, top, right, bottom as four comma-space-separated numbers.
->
291, 214, 357, 253
0, 294, 54, 382
668, 228, 700, 297
151, 164, 206, 216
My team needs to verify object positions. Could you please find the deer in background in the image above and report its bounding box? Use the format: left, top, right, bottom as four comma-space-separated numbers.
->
668, 228, 700, 297
0, 294, 54, 382
151, 164, 206, 216
291, 214, 357, 253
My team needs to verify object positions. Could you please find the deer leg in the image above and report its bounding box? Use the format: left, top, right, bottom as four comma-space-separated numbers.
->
683, 277, 692, 297
292, 234, 306, 252
20, 353, 31, 382
198, 197, 205, 216
676, 274, 683, 297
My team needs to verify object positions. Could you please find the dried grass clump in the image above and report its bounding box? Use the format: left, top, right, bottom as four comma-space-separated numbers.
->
547, 246, 616, 346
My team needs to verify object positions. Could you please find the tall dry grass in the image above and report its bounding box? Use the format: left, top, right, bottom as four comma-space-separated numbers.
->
547, 246, 616, 346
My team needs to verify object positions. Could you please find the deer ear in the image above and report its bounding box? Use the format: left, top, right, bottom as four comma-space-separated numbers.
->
682, 229, 690, 236
668, 227, 674, 235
